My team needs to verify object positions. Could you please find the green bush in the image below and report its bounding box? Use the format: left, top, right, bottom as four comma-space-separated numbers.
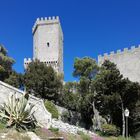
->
101, 124, 120, 136
44, 100, 59, 119
49, 126, 59, 135
77, 131, 91, 140
0, 121, 5, 129
116, 136, 135, 140
61, 111, 70, 122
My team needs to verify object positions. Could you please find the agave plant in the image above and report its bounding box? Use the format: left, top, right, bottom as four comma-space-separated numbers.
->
0, 93, 36, 131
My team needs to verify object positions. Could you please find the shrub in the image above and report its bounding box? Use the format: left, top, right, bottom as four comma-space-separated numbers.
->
77, 131, 91, 140
0, 94, 36, 131
44, 100, 59, 119
0, 121, 6, 129
61, 111, 70, 122
116, 136, 135, 140
101, 124, 120, 136
49, 126, 59, 135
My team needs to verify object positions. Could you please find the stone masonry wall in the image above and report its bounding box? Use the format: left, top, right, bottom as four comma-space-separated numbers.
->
98, 45, 140, 83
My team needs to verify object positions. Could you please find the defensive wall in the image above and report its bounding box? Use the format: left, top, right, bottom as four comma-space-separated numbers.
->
98, 45, 140, 83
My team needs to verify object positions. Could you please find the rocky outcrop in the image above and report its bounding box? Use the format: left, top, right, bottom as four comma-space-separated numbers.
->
51, 119, 96, 136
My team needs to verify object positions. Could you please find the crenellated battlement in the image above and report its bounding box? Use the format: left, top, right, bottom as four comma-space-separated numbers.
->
24, 58, 32, 63
32, 16, 60, 34
24, 58, 32, 69
98, 45, 140, 59
98, 44, 140, 83
24, 16, 63, 74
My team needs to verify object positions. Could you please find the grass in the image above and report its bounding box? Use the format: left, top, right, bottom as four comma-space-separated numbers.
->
104, 136, 135, 140
35, 127, 91, 140
0, 129, 31, 140
49, 127, 59, 135
0, 121, 136, 140
77, 131, 91, 140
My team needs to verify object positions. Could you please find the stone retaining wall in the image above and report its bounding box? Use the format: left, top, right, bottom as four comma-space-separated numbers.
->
0, 81, 52, 128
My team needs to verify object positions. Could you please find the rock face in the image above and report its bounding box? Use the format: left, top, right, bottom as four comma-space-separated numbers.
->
0, 81, 52, 129
28, 95, 52, 128
51, 119, 96, 136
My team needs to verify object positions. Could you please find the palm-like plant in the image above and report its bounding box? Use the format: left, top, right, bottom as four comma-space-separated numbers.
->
0, 94, 36, 131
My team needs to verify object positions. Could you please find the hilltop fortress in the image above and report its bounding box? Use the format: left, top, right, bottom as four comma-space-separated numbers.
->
24, 16, 63, 74
24, 16, 140, 83
98, 45, 140, 83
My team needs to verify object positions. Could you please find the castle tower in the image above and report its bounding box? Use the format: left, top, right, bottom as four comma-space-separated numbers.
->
24, 16, 64, 74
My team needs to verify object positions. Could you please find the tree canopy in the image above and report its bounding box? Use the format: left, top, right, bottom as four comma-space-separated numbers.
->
0, 44, 15, 81
94, 60, 140, 135
24, 60, 63, 102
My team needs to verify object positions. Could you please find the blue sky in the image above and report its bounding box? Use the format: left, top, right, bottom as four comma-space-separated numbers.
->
0, 0, 140, 81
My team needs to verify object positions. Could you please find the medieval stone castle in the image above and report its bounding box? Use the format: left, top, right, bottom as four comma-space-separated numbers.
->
24, 16, 140, 83
24, 16, 63, 74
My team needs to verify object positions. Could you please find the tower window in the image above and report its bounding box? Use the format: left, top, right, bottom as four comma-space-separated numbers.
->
47, 42, 50, 47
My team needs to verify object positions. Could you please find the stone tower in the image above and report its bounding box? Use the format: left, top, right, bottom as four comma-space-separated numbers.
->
24, 16, 64, 74
98, 46, 140, 83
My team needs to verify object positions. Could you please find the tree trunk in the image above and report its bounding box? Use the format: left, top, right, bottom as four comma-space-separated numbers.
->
121, 102, 125, 137
92, 101, 102, 131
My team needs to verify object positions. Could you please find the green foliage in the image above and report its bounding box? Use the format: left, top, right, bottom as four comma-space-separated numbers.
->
61, 111, 70, 122
4, 71, 24, 89
77, 131, 91, 140
63, 81, 78, 94
72, 57, 99, 129
101, 124, 120, 136
49, 126, 59, 135
24, 60, 63, 101
73, 57, 98, 79
0, 44, 15, 81
44, 100, 59, 119
94, 60, 140, 134
104, 136, 135, 140
116, 137, 135, 140
0, 94, 36, 131
61, 92, 80, 111
0, 121, 6, 129
71, 58, 140, 133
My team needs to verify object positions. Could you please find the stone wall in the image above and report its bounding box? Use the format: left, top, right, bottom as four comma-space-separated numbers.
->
98, 46, 140, 83
0, 81, 52, 128
28, 95, 52, 128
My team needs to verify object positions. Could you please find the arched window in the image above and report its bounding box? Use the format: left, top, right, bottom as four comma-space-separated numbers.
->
47, 42, 50, 47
